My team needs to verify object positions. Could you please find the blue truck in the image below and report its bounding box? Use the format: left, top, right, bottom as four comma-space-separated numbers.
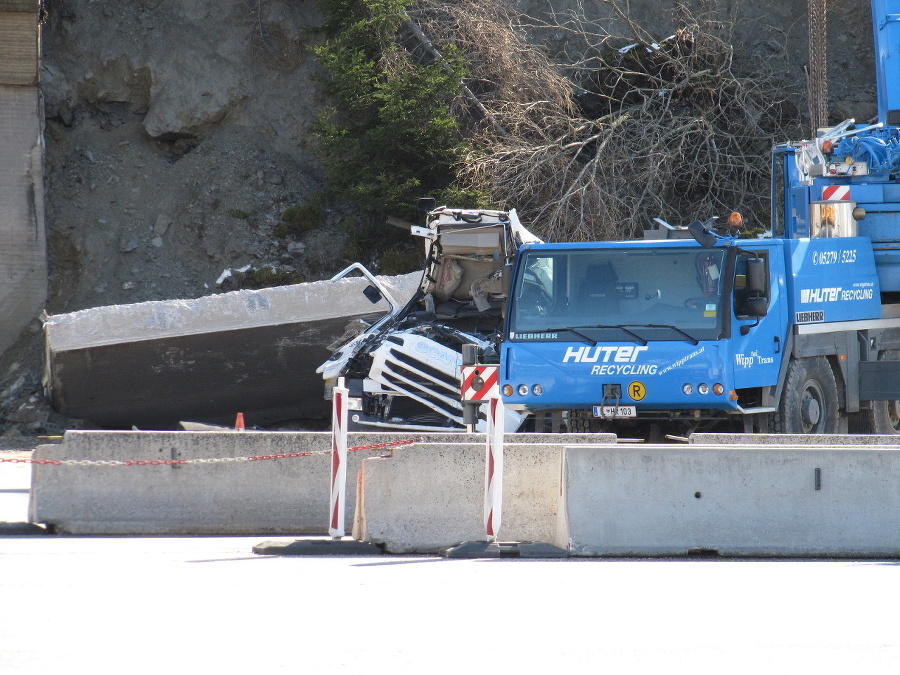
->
498, 0, 900, 436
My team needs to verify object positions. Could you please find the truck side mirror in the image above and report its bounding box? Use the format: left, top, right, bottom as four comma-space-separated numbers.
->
363, 285, 383, 304
502, 263, 514, 298
746, 258, 767, 296
688, 220, 718, 248
417, 197, 436, 212
747, 296, 768, 317
740, 297, 769, 335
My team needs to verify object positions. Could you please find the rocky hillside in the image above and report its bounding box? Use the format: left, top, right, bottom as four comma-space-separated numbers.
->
0, 0, 877, 441
41, 0, 337, 312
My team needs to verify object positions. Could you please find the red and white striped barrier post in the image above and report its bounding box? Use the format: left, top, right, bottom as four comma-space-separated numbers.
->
329, 377, 349, 539
461, 363, 500, 433
484, 396, 504, 541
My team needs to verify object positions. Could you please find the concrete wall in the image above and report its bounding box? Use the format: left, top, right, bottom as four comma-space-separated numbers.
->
0, 2, 39, 86
557, 444, 900, 557
33, 430, 900, 556
29, 430, 609, 535
355, 435, 615, 553
0, 2, 46, 355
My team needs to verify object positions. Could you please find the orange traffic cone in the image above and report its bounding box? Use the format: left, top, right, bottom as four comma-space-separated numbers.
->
234, 412, 245, 431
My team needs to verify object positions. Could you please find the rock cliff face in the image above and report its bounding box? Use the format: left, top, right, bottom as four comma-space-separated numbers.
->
41, 0, 334, 312
0, 0, 878, 439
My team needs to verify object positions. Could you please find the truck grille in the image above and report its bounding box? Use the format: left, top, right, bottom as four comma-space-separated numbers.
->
368, 334, 465, 424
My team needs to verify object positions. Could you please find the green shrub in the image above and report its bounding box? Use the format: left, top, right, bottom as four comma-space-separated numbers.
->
278, 204, 322, 236
312, 0, 467, 233
378, 248, 422, 275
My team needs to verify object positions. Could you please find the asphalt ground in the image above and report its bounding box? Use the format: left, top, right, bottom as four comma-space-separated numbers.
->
2, 451, 900, 673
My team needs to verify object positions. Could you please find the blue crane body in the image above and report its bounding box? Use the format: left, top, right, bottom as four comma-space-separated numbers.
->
498, 0, 900, 435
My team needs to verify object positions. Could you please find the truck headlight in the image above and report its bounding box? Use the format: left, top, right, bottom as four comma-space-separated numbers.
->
682, 383, 693, 395
518, 384, 529, 396
532, 384, 544, 396
698, 383, 709, 395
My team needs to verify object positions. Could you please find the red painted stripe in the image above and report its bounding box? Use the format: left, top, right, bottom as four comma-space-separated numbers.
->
331, 390, 343, 490
822, 185, 850, 200
471, 369, 499, 401
488, 446, 495, 480
461, 367, 480, 399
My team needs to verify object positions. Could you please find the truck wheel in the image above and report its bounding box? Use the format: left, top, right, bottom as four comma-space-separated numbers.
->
864, 350, 900, 434
565, 409, 607, 433
775, 357, 839, 434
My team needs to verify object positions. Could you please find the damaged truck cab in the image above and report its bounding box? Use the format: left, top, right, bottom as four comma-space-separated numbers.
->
317, 202, 539, 431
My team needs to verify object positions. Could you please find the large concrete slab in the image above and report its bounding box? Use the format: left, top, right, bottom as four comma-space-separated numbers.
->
355, 434, 617, 553
42, 273, 418, 428
557, 443, 900, 557
28, 430, 604, 535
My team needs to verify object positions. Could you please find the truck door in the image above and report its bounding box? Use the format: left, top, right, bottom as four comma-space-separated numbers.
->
730, 247, 787, 390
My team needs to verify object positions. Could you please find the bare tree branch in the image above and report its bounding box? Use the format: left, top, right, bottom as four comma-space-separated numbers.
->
398, 0, 800, 240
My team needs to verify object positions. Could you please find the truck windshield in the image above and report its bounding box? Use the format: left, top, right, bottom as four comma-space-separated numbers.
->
509, 247, 727, 342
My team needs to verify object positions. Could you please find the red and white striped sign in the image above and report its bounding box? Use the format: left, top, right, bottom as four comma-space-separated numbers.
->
461, 365, 499, 401
822, 185, 850, 201
329, 378, 349, 538
484, 397, 504, 540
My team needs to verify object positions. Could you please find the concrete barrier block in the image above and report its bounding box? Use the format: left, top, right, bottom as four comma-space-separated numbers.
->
557, 444, 900, 557
689, 433, 900, 445
355, 440, 607, 553
30, 431, 612, 535
31, 431, 433, 535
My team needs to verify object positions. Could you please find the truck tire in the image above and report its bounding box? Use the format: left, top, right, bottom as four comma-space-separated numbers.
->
863, 350, 900, 435
775, 356, 839, 434
565, 409, 608, 433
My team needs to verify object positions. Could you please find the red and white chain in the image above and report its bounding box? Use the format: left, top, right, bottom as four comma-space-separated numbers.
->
0, 438, 417, 466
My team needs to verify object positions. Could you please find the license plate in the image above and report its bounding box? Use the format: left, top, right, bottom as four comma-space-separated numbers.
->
593, 405, 636, 418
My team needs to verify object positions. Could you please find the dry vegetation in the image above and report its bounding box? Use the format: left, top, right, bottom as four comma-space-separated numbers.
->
406, 0, 801, 241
